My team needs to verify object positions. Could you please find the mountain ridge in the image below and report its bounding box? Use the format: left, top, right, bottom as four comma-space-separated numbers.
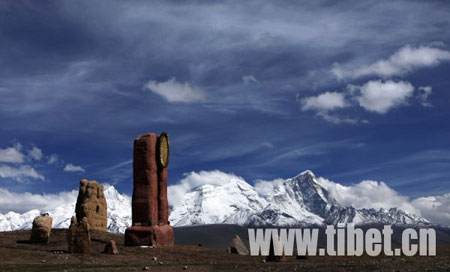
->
0, 170, 432, 233
170, 170, 430, 227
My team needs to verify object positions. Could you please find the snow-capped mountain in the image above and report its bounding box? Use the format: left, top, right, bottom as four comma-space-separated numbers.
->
0, 185, 132, 233
0, 170, 430, 233
169, 170, 429, 227
168, 173, 268, 226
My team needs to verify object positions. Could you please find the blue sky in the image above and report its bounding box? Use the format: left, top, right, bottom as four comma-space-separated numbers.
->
0, 0, 449, 200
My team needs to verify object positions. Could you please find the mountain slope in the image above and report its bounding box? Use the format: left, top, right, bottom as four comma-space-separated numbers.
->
169, 170, 429, 227
169, 176, 268, 226
0, 185, 132, 233
0, 170, 430, 233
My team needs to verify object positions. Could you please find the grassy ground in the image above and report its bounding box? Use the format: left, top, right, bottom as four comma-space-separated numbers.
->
0, 229, 449, 271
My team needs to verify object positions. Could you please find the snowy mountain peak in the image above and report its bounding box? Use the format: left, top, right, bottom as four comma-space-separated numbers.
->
169, 170, 429, 227
296, 170, 316, 179
0, 171, 431, 233
0, 184, 131, 234
169, 176, 268, 226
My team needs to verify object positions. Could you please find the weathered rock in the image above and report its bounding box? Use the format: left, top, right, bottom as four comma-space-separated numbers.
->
75, 179, 107, 232
30, 214, 52, 243
227, 235, 249, 255
125, 133, 174, 247
103, 240, 119, 254
67, 216, 91, 254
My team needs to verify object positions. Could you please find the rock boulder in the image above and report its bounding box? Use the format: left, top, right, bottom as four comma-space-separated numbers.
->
30, 214, 52, 243
75, 179, 107, 232
227, 235, 249, 255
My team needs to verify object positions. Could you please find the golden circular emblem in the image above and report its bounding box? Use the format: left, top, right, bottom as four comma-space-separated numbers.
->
157, 132, 170, 168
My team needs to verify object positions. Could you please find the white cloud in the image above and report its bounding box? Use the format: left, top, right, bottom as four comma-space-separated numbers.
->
28, 146, 43, 161
417, 86, 432, 107
144, 77, 205, 103
316, 176, 450, 225
64, 163, 85, 173
352, 80, 414, 114
0, 144, 24, 163
300, 92, 363, 124
0, 187, 77, 214
302, 80, 429, 121
0, 144, 45, 181
167, 170, 245, 208
0, 165, 44, 181
301, 91, 348, 112
316, 112, 363, 125
332, 45, 450, 79
47, 154, 58, 164
411, 193, 450, 226
242, 75, 259, 85
262, 141, 275, 149
254, 178, 285, 197
323, 45, 444, 120
315, 177, 418, 214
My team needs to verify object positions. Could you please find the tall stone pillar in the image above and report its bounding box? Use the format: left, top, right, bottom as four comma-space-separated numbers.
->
125, 133, 174, 246
131, 134, 159, 226
158, 167, 169, 225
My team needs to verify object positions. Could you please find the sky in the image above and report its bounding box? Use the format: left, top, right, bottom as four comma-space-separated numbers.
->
0, 0, 450, 216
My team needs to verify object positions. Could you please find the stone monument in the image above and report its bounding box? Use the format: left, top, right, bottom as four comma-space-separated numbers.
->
30, 214, 53, 243
67, 216, 91, 254
75, 179, 107, 232
124, 132, 174, 246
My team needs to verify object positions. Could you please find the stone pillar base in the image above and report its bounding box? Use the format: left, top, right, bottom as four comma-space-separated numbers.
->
124, 224, 174, 247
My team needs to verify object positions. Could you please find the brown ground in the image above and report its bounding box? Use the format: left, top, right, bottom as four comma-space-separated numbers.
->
0, 229, 449, 271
